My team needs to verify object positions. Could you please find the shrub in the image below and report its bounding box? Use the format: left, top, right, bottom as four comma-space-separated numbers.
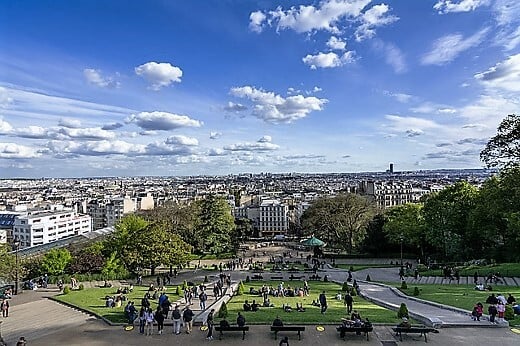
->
78, 283, 84, 291
217, 301, 228, 318
182, 281, 188, 290
397, 303, 409, 319
366, 274, 371, 282
204, 275, 209, 283
62, 285, 70, 295
401, 280, 408, 289
416, 264, 428, 272
350, 288, 357, 296
505, 304, 515, 321
413, 287, 420, 296
245, 276, 250, 283
342, 282, 349, 292
237, 281, 245, 295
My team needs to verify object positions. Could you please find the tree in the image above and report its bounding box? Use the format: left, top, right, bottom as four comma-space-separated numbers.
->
301, 193, 375, 253
0, 244, 16, 281
481, 114, 520, 169
68, 250, 105, 274
361, 214, 390, 255
383, 203, 426, 259
194, 195, 236, 254
40, 248, 72, 276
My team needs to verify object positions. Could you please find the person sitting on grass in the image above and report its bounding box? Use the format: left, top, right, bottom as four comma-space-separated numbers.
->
311, 300, 320, 307
296, 302, 305, 312
243, 300, 251, 311
283, 303, 292, 312
272, 315, 284, 327
251, 300, 260, 312
263, 298, 274, 307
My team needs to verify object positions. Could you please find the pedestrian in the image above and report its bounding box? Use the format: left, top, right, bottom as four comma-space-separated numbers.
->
183, 305, 194, 334
1, 299, 9, 317
172, 305, 182, 335
155, 306, 164, 335
319, 291, 327, 314
206, 308, 215, 340
497, 301, 505, 323
488, 304, 498, 324
473, 272, 478, 285
16, 337, 27, 346
144, 307, 154, 336
138, 307, 146, 334
199, 290, 207, 310
344, 292, 353, 314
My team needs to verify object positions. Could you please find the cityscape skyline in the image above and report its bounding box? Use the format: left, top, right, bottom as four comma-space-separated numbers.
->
1, 0, 519, 178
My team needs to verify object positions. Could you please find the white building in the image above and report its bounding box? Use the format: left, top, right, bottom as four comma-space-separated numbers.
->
12, 210, 92, 249
358, 181, 413, 209
258, 199, 288, 236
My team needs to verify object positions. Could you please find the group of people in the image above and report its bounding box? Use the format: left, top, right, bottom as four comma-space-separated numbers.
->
338, 310, 371, 337
474, 292, 518, 323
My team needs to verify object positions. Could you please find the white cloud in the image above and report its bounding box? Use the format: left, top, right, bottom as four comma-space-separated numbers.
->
411, 102, 457, 115
15, 126, 49, 139
326, 36, 347, 50
230, 86, 327, 124
313, 86, 323, 93
223, 101, 248, 112
302, 51, 355, 69
0, 118, 13, 134
474, 53, 520, 91
372, 40, 406, 73
355, 3, 399, 41
208, 148, 227, 156
249, 10, 267, 33
165, 135, 199, 146
0, 142, 40, 159
433, 0, 489, 14
421, 28, 489, 65
83, 68, 120, 88
224, 141, 279, 152
209, 131, 222, 140
385, 114, 441, 133
57, 127, 116, 140
135, 62, 183, 90
257, 135, 272, 143
58, 118, 82, 128
126, 111, 202, 131
383, 91, 412, 103
0, 87, 14, 108
406, 129, 424, 137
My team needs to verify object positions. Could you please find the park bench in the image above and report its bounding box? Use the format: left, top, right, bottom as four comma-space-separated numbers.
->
392, 326, 437, 342
250, 274, 264, 281
309, 275, 321, 281
214, 326, 249, 340
271, 325, 306, 340
271, 276, 284, 280
336, 325, 373, 341
289, 275, 304, 280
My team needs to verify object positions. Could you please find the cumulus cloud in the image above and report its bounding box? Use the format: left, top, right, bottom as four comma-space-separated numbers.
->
326, 36, 347, 50
433, 0, 489, 14
58, 118, 82, 128
302, 51, 355, 69
411, 102, 457, 115
405, 129, 424, 137
126, 111, 202, 131
15, 126, 49, 139
474, 53, 520, 91
102, 122, 124, 130
257, 135, 272, 143
135, 62, 183, 90
355, 3, 399, 41
385, 114, 441, 136
421, 28, 489, 65
209, 131, 222, 140
456, 137, 487, 145
384, 91, 412, 103
230, 86, 327, 124
0, 142, 40, 159
249, 10, 267, 33
208, 148, 227, 156
0, 118, 13, 134
83, 68, 120, 88
0, 87, 14, 108
372, 40, 406, 73
165, 135, 199, 146
57, 127, 116, 140
224, 141, 279, 152
223, 101, 248, 112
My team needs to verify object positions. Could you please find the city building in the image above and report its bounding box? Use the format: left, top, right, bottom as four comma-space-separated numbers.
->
358, 181, 413, 209
258, 199, 289, 237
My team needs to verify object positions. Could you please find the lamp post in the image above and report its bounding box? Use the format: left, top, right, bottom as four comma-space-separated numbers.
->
13, 236, 20, 295
399, 234, 404, 266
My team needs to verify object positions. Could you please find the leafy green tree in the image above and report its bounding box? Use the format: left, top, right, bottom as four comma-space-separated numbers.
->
0, 244, 16, 281
480, 114, 520, 169
301, 193, 375, 253
422, 182, 478, 260
235, 217, 253, 241
361, 214, 391, 255
194, 195, 236, 254
383, 203, 426, 258
40, 248, 72, 276
101, 252, 127, 279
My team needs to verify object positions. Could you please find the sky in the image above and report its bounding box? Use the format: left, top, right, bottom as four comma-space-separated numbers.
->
1, 0, 519, 178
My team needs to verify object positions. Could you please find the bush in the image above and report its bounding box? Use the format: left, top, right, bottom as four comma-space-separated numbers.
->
413, 287, 420, 296
505, 304, 515, 321
204, 275, 209, 283
342, 282, 349, 292
62, 286, 70, 295
366, 274, 371, 282
182, 281, 188, 290
416, 264, 428, 272
217, 301, 228, 318
245, 276, 250, 283
237, 281, 245, 295
401, 280, 408, 289
397, 303, 409, 319
351, 288, 357, 296
78, 284, 84, 291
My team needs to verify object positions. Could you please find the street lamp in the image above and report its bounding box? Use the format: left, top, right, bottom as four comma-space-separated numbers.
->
13, 236, 20, 295
399, 234, 404, 267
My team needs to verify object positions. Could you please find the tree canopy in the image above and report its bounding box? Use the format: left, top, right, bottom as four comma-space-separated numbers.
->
194, 195, 236, 254
40, 248, 72, 276
481, 114, 520, 169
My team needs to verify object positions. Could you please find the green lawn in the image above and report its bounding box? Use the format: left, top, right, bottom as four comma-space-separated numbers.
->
398, 284, 520, 326
223, 281, 400, 324
54, 285, 183, 323
419, 263, 520, 277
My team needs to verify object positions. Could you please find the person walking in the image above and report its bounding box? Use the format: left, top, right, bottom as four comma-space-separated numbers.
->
319, 291, 327, 314
172, 305, 182, 335
1, 299, 9, 317
206, 308, 215, 340
138, 307, 146, 334
155, 306, 164, 335
144, 307, 154, 336
344, 292, 353, 314
183, 305, 194, 334
199, 290, 208, 311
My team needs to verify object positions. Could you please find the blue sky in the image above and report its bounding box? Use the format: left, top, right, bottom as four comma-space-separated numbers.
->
1, 0, 519, 178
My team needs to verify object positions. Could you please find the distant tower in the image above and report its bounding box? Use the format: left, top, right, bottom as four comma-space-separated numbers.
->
389, 163, 394, 174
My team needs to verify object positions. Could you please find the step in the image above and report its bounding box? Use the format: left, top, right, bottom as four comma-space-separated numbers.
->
503, 277, 515, 286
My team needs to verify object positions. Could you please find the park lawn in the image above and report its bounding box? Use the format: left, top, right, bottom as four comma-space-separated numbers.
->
419, 263, 520, 277
222, 281, 399, 325
55, 285, 183, 323
398, 284, 520, 327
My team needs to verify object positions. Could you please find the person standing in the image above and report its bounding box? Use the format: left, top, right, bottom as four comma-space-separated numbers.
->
344, 292, 353, 314
172, 305, 182, 335
206, 308, 215, 340
488, 304, 498, 324
183, 305, 194, 334
138, 307, 146, 334
319, 291, 327, 314
1, 299, 9, 317
497, 301, 506, 323
199, 290, 207, 311
144, 307, 154, 336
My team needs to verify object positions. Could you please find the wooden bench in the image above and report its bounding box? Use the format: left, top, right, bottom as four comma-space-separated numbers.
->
336, 325, 373, 341
250, 274, 264, 281
271, 325, 306, 340
271, 276, 284, 280
392, 326, 437, 342
214, 326, 249, 340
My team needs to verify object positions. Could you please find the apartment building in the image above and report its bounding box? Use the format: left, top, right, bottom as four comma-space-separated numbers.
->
12, 210, 92, 249
358, 181, 413, 209
258, 199, 288, 237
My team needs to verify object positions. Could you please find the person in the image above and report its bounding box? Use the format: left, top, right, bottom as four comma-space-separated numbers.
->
344, 292, 353, 314
200, 290, 208, 311
220, 318, 230, 328
472, 303, 483, 321
251, 300, 259, 312
243, 300, 251, 311
296, 302, 305, 312
507, 293, 516, 305
351, 310, 361, 321
126, 301, 137, 325
399, 267, 405, 280
497, 301, 506, 323
496, 293, 507, 305
272, 315, 283, 326
144, 307, 154, 336
488, 304, 498, 324
16, 337, 27, 346
279, 336, 289, 346
319, 291, 327, 314
485, 293, 498, 305
1, 299, 9, 317
138, 307, 146, 334
206, 308, 215, 340
397, 317, 411, 329
183, 305, 194, 334
172, 305, 182, 335
237, 312, 246, 327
